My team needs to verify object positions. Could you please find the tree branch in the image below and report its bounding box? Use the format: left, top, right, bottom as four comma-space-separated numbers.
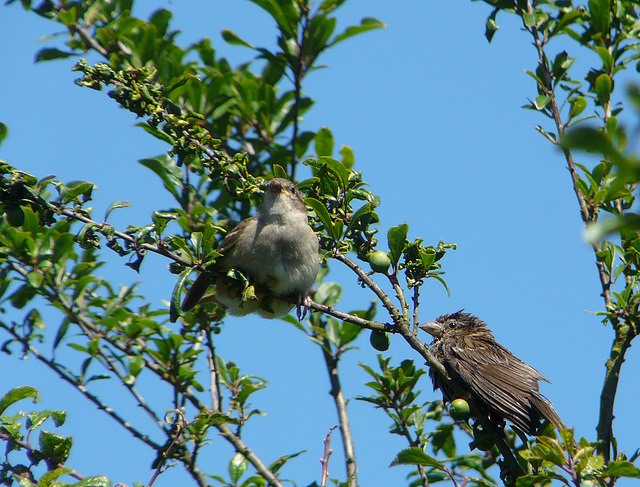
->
596, 320, 636, 462
0, 428, 85, 482
519, 0, 627, 461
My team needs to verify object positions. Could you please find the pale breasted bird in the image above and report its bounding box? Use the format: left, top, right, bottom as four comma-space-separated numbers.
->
181, 178, 319, 319
420, 311, 567, 436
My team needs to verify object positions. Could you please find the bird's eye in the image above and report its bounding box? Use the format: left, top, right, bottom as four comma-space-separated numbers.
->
289, 185, 298, 194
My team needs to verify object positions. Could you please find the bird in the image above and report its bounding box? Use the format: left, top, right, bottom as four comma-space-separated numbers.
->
419, 311, 567, 436
181, 178, 319, 319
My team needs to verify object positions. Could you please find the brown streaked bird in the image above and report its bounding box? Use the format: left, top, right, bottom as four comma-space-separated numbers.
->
181, 178, 319, 319
420, 311, 567, 436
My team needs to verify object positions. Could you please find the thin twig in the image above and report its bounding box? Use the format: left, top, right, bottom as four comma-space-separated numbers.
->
0, 322, 161, 450
320, 426, 338, 487
332, 253, 405, 325
92, 340, 166, 430
70, 23, 109, 57
55, 207, 193, 267
388, 272, 410, 322
205, 330, 223, 412
317, 337, 357, 486
411, 285, 421, 333
289, 11, 310, 180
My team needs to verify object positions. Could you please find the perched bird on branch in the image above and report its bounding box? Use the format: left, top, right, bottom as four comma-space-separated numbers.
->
181, 178, 319, 319
420, 311, 567, 436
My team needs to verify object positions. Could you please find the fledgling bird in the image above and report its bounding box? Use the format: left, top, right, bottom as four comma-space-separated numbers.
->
181, 178, 319, 319
420, 311, 567, 436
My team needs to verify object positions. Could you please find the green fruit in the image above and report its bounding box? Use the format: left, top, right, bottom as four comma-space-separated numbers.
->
5, 206, 24, 227
449, 398, 470, 421
369, 250, 391, 273
370, 330, 390, 351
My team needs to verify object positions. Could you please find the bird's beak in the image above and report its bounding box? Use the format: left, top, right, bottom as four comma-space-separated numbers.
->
419, 321, 443, 338
269, 179, 284, 194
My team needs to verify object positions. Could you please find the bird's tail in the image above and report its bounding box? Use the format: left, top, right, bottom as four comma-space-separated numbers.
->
181, 272, 212, 312
531, 394, 568, 434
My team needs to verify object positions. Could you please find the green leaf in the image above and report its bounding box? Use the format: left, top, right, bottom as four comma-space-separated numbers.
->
600, 460, 640, 478
136, 122, 176, 145
196, 409, 241, 427
0, 122, 7, 145
10, 283, 38, 309
306, 197, 336, 240
430, 274, 451, 296
345, 202, 373, 236
38, 467, 74, 485
152, 210, 176, 235
318, 156, 349, 191
391, 447, 443, 468
39, 430, 72, 465
138, 156, 183, 200
229, 452, 249, 483
76, 476, 111, 487
534, 94, 551, 110
485, 9, 500, 43
52, 318, 70, 351
588, 0, 611, 36
315, 282, 342, 307
523, 13, 536, 27
246, 0, 299, 37
596, 47, 613, 74
315, 127, 334, 157
170, 268, 192, 323
221, 29, 255, 49
104, 200, 130, 221
306, 14, 336, 55
339, 145, 355, 169
524, 69, 545, 90
331, 17, 386, 46
550, 9, 585, 38
272, 164, 288, 179
27, 410, 66, 430
0, 386, 39, 415
129, 355, 145, 377
516, 473, 566, 487
149, 8, 172, 35
561, 127, 614, 156
61, 181, 95, 204
35, 48, 76, 62
338, 321, 363, 347
586, 215, 640, 243
533, 436, 566, 466
268, 450, 306, 475
595, 73, 612, 105
387, 223, 408, 270
568, 96, 587, 120
27, 271, 43, 288
431, 423, 456, 457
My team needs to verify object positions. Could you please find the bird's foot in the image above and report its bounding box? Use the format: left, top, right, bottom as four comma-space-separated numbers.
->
296, 293, 312, 321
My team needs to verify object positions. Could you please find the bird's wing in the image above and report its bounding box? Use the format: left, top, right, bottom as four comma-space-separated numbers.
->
446, 337, 546, 434
217, 216, 254, 256
181, 216, 254, 312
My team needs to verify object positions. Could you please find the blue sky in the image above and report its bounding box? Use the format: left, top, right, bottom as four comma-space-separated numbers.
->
1, 1, 639, 486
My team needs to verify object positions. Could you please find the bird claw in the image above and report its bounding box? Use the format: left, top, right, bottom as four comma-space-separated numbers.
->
296, 293, 312, 321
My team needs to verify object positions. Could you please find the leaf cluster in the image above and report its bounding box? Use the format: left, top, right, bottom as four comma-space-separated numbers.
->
359, 356, 499, 486
0, 386, 109, 487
